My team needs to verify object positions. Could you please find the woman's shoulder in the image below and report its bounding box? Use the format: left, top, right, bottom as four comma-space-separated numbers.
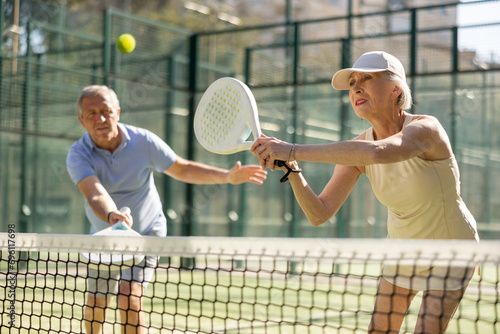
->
407, 113, 441, 126
407, 113, 453, 160
406, 113, 446, 135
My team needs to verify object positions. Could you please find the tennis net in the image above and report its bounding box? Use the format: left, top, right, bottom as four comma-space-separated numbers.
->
1, 233, 499, 333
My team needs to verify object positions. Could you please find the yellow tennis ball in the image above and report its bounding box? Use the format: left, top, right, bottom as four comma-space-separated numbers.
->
117, 34, 136, 54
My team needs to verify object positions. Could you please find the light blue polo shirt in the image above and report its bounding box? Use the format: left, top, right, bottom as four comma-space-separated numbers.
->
66, 123, 177, 235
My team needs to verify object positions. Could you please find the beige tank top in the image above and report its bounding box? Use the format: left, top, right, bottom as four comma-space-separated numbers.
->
365, 114, 479, 241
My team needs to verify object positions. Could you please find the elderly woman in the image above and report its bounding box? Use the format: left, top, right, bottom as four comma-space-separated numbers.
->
251, 51, 479, 333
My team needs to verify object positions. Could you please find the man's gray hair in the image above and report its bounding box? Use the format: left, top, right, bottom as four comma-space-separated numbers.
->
76, 85, 120, 117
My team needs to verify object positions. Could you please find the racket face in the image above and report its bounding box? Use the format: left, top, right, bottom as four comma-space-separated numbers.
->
81, 207, 144, 269
81, 252, 144, 270
92, 207, 140, 238
194, 77, 262, 155
93, 226, 140, 237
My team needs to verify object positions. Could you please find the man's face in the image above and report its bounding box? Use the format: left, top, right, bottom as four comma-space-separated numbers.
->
78, 94, 121, 146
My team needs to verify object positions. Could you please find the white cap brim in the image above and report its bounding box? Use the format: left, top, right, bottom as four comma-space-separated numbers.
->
331, 67, 387, 90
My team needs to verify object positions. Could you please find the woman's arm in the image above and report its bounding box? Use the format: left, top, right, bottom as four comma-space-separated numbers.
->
286, 163, 361, 226
252, 116, 451, 169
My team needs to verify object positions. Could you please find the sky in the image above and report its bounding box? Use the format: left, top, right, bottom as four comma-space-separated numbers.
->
457, 0, 500, 62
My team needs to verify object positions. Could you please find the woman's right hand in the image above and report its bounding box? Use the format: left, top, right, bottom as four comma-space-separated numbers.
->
251, 134, 294, 170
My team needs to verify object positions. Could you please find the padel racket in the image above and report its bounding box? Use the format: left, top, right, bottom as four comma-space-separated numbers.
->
194, 77, 265, 155
194, 77, 299, 181
81, 207, 144, 269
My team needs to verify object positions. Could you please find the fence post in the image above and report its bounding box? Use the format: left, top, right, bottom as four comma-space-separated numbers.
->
184, 33, 199, 238
103, 9, 112, 86
409, 8, 417, 113
244, 47, 251, 83
179, 33, 200, 269
288, 22, 300, 239
0, 0, 4, 121
164, 55, 175, 234
450, 26, 459, 152
17, 22, 34, 270
410, 8, 417, 78
19, 22, 33, 235
336, 38, 352, 238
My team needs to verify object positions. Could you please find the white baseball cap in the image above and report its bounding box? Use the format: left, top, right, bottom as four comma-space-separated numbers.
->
331, 51, 406, 90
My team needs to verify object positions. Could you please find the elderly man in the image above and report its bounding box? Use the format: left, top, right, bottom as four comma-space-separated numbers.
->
67, 85, 267, 333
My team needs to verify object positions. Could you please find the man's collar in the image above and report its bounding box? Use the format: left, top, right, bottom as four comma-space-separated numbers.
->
84, 123, 130, 152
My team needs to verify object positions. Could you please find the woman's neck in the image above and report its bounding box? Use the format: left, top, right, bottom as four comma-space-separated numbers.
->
371, 110, 406, 140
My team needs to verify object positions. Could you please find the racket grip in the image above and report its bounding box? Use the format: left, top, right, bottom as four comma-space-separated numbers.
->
111, 207, 131, 230
275, 160, 286, 167
112, 221, 129, 231
120, 207, 131, 215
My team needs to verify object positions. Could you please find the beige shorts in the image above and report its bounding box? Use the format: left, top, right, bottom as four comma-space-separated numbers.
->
87, 221, 165, 298
87, 255, 158, 298
383, 264, 475, 291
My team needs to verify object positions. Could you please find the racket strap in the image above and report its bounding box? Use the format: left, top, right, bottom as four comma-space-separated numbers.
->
279, 162, 302, 183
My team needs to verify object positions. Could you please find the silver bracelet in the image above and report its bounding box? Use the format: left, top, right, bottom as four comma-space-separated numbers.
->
287, 144, 295, 162
291, 144, 296, 161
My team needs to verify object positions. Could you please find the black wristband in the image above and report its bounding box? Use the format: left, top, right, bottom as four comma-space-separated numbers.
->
280, 163, 302, 183
107, 211, 115, 223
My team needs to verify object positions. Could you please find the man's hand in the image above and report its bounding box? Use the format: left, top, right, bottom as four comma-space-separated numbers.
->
108, 209, 133, 227
228, 161, 267, 185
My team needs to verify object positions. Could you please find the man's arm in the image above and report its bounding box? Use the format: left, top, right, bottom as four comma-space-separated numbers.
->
77, 175, 132, 226
163, 156, 267, 185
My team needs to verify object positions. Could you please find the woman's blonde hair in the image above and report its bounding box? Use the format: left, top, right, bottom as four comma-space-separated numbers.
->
386, 71, 413, 110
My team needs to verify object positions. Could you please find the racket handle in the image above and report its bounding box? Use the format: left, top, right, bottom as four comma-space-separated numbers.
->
275, 160, 286, 167
111, 207, 131, 230
120, 207, 131, 215
111, 221, 128, 231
